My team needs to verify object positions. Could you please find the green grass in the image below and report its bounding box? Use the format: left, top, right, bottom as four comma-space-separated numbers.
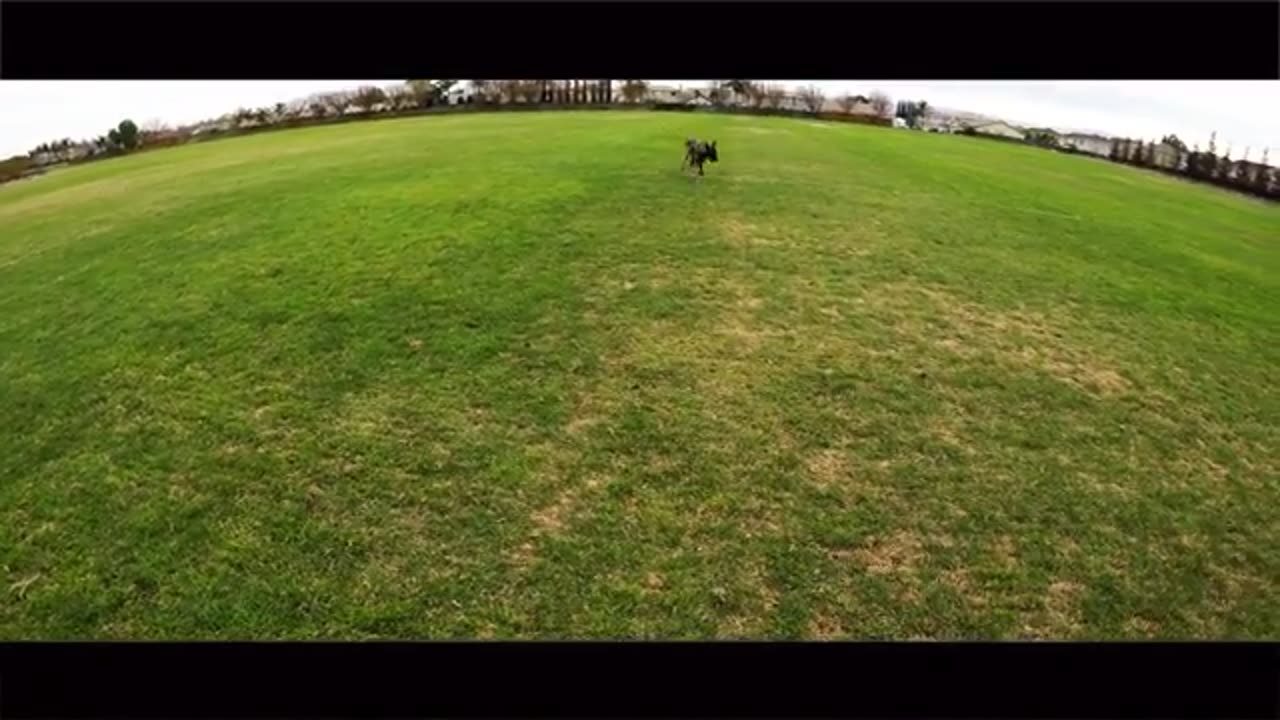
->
1, 111, 1277, 639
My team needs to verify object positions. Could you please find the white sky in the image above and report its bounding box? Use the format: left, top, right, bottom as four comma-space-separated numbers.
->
1, 80, 1277, 160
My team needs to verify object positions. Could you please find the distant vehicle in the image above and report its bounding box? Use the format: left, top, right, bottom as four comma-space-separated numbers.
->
892, 117, 909, 129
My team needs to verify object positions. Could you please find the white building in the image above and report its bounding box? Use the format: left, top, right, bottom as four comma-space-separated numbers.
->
447, 85, 477, 105
1061, 132, 1113, 157
970, 121, 1025, 141
645, 85, 683, 104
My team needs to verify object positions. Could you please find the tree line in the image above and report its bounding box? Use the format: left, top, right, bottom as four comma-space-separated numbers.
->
14, 80, 1267, 201
1105, 131, 1276, 200
2, 80, 909, 184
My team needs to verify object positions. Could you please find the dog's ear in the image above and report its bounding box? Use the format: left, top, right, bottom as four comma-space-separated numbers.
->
712, 140, 717, 147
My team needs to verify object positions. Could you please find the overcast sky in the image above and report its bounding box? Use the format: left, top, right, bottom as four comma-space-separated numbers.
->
1, 81, 1276, 160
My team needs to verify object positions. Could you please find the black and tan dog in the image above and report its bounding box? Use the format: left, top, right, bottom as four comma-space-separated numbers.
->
682, 138, 719, 176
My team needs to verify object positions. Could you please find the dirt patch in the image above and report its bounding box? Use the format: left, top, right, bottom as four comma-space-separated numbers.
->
564, 403, 604, 437
850, 530, 924, 576
941, 568, 988, 608
529, 487, 576, 533
808, 611, 847, 639
868, 282, 1131, 398
717, 563, 781, 637
992, 535, 1019, 568
1124, 616, 1160, 636
1020, 579, 1085, 638
511, 464, 613, 567
719, 216, 776, 247
719, 318, 779, 352
929, 416, 976, 455
806, 449, 848, 486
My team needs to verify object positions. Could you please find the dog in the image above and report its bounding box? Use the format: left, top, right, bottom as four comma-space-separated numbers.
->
682, 138, 719, 176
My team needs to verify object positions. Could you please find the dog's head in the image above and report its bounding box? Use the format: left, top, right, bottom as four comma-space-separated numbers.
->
707, 140, 719, 162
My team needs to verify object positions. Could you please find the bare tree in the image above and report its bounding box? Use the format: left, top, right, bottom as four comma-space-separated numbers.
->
142, 118, 170, 134
382, 84, 409, 111
432, 80, 458, 103
405, 80, 434, 107
620, 80, 650, 104
916, 100, 930, 129
797, 84, 825, 114
869, 90, 892, 118
516, 80, 542, 104
764, 83, 786, 110
721, 80, 754, 107
706, 81, 728, 108
353, 86, 387, 113
322, 91, 353, 117
284, 97, 309, 118
470, 80, 493, 104
496, 80, 523, 103
836, 94, 858, 114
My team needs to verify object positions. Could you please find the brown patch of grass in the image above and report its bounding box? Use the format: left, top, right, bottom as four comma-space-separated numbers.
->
992, 535, 1019, 568
929, 416, 976, 455
805, 449, 848, 487
1021, 580, 1085, 639
529, 488, 575, 533
808, 610, 847, 639
1124, 616, 1160, 636
868, 281, 1131, 397
941, 568, 988, 608
511, 467, 614, 567
565, 411, 601, 438
850, 530, 924, 576
719, 216, 781, 248
717, 562, 782, 637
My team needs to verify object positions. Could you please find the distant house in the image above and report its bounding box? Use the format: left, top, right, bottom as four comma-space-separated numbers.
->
777, 94, 809, 112
1024, 128, 1060, 145
921, 115, 957, 132
824, 97, 877, 116
1151, 142, 1183, 170
1224, 159, 1270, 185
193, 116, 236, 135
1060, 132, 1112, 157
646, 85, 683, 104
970, 121, 1025, 141
446, 85, 476, 105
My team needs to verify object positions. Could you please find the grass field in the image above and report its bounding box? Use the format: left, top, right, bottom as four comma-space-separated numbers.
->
1, 111, 1277, 639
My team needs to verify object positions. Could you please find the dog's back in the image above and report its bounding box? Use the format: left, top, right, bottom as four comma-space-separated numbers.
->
682, 137, 718, 175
